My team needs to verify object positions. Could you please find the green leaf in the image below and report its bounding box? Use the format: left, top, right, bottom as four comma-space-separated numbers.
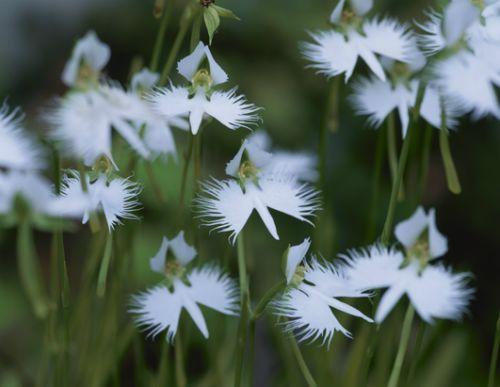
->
203, 6, 220, 44
212, 5, 241, 20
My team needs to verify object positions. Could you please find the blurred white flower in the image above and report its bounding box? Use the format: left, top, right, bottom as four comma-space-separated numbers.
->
330, 0, 373, 25
131, 233, 239, 342
62, 30, 110, 87
344, 245, 473, 323
247, 130, 318, 182
394, 206, 448, 259
150, 43, 259, 135
302, 18, 415, 82
51, 171, 141, 229
0, 105, 43, 171
273, 240, 372, 345
131, 68, 160, 93
350, 77, 458, 136
196, 142, 320, 243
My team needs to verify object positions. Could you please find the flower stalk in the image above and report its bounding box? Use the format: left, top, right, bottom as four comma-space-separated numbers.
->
439, 103, 461, 194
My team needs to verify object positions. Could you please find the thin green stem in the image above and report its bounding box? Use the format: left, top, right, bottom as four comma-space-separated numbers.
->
387, 304, 415, 387
380, 122, 414, 245
234, 233, 249, 387
156, 336, 170, 386
190, 11, 202, 51
289, 335, 318, 387
179, 135, 194, 206
439, 103, 461, 194
366, 128, 386, 242
319, 78, 339, 188
150, 0, 176, 72
488, 313, 500, 387
387, 113, 404, 201
96, 233, 113, 297
251, 281, 286, 321
417, 123, 433, 202
159, 6, 194, 86
17, 221, 49, 319
175, 332, 187, 387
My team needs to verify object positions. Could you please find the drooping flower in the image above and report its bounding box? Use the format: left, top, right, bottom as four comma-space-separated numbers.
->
0, 105, 43, 171
196, 141, 320, 243
302, 17, 415, 82
344, 207, 473, 323
273, 238, 373, 346
62, 30, 111, 87
247, 130, 318, 182
149, 42, 259, 135
130, 232, 239, 342
50, 171, 141, 229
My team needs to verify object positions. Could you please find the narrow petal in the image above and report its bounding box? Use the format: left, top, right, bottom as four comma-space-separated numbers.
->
170, 231, 197, 265
204, 46, 229, 85
177, 42, 206, 82
351, 32, 387, 81
179, 287, 209, 338
112, 119, 150, 159
285, 238, 311, 284
149, 237, 169, 274
394, 206, 428, 249
330, 0, 347, 24
375, 284, 406, 323
248, 185, 280, 240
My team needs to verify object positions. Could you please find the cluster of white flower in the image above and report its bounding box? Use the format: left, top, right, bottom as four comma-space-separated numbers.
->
304, 0, 500, 135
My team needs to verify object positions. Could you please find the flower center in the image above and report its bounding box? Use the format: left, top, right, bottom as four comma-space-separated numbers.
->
200, 0, 215, 7
192, 69, 213, 92
290, 265, 306, 287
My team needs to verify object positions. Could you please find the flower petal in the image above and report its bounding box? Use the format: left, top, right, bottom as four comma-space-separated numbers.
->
177, 42, 207, 82
375, 284, 406, 323
170, 231, 197, 265
149, 237, 169, 274
285, 238, 311, 284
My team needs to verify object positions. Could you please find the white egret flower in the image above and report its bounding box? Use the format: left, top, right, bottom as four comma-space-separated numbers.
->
0, 105, 43, 171
50, 171, 141, 229
350, 77, 459, 136
196, 141, 320, 243
0, 171, 73, 219
273, 238, 373, 346
62, 30, 111, 87
130, 233, 239, 342
247, 130, 318, 182
344, 245, 473, 323
302, 18, 415, 82
131, 68, 160, 93
330, 0, 373, 25
150, 42, 259, 135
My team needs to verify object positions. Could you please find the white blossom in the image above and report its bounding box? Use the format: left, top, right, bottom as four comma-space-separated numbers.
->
302, 18, 415, 82
131, 233, 238, 342
0, 105, 43, 171
344, 245, 473, 323
50, 172, 141, 229
330, 0, 373, 25
273, 243, 372, 346
62, 30, 111, 87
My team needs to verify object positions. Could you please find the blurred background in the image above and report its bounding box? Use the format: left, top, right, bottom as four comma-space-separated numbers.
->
0, 0, 499, 386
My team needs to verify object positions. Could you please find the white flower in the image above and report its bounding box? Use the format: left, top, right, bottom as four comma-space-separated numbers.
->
0, 171, 70, 218
302, 18, 415, 82
0, 105, 43, 171
394, 206, 448, 259
330, 0, 373, 24
284, 237, 312, 284
149, 231, 197, 272
343, 245, 473, 323
150, 43, 259, 135
50, 172, 141, 229
350, 77, 458, 136
247, 130, 318, 182
273, 243, 372, 346
434, 50, 500, 119
62, 30, 111, 87
131, 234, 238, 342
196, 143, 320, 243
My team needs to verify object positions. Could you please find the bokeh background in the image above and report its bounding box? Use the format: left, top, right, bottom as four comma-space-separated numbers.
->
0, 0, 499, 386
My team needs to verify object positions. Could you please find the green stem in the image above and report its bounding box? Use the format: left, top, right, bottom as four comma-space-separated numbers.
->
387, 113, 404, 201
159, 6, 194, 86
488, 313, 500, 387
55, 231, 70, 308
380, 121, 414, 245
417, 123, 433, 202
366, 128, 386, 242
179, 135, 194, 206
289, 335, 318, 387
234, 233, 249, 387
150, 0, 176, 72
190, 11, 202, 51
156, 336, 170, 387
193, 131, 202, 186
96, 233, 113, 297
319, 78, 339, 188
251, 281, 285, 321
17, 221, 49, 319
387, 304, 415, 387
175, 332, 187, 387
439, 103, 461, 194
